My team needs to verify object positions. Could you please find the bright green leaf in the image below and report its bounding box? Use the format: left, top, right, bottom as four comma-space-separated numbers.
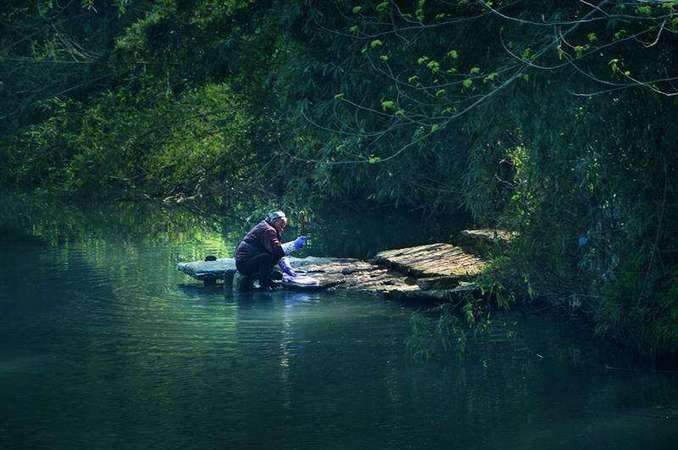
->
614, 29, 627, 41
483, 72, 498, 82
381, 100, 395, 111
426, 60, 440, 73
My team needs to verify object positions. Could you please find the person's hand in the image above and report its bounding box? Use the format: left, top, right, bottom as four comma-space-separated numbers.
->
293, 235, 307, 250
278, 257, 297, 277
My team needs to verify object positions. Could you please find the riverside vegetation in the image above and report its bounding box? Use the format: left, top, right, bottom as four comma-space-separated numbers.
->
1, 1, 676, 364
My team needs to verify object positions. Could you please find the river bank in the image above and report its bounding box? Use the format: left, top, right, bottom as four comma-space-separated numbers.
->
1, 190, 676, 367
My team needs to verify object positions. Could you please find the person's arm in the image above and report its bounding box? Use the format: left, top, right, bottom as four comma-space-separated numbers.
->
261, 228, 285, 258
278, 257, 297, 277
281, 236, 307, 255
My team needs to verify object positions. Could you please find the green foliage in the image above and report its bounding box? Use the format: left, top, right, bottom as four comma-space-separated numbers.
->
381, 100, 395, 111
426, 60, 440, 73
636, 5, 652, 15
1, 0, 677, 361
483, 72, 498, 82
4, 81, 258, 204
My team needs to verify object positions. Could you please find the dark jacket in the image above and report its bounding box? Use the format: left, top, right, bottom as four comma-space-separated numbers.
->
235, 220, 285, 264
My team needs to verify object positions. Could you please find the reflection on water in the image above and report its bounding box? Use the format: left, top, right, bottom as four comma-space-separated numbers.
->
0, 191, 455, 259
0, 193, 677, 450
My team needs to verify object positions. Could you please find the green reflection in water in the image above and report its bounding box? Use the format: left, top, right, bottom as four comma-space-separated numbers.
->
0, 191, 229, 248
0, 192, 677, 450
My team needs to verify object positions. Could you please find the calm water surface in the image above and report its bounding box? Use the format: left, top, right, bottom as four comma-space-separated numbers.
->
0, 195, 676, 450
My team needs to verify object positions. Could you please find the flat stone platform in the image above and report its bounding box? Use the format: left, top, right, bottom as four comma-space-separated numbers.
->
176, 256, 356, 283
373, 243, 485, 279
177, 230, 508, 302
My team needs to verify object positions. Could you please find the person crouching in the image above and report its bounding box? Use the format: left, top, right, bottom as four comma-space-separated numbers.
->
234, 210, 306, 291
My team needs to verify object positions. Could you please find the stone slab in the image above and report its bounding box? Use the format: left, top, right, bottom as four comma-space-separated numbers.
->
458, 229, 516, 255
177, 256, 358, 282
384, 283, 481, 302
373, 243, 485, 279
460, 229, 515, 243
416, 276, 460, 291
177, 258, 237, 281
177, 243, 487, 300
300, 260, 419, 294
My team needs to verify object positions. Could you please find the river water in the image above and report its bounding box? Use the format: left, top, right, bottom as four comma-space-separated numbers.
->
0, 194, 676, 450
